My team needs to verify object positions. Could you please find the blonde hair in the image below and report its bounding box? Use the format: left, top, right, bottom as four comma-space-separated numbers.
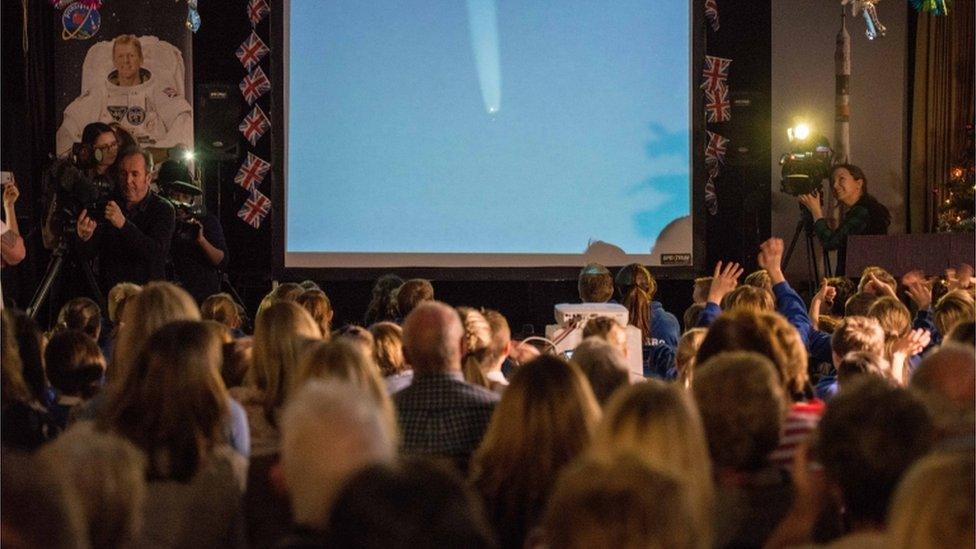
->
111, 281, 199, 383
247, 301, 320, 424
581, 316, 627, 356
831, 316, 885, 359
887, 451, 974, 549
469, 356, 600, 546
692, 277, 713, 304
934, 290, 976, 337
296, 289, 334, 339
201, 293, 242, 330
591, 382, 713, 546
675, 328, 707, 388
112, 34, 143, 59
542, 455, 707, 549
857, 266, 897, 294
457, 307, 493, 389
721, 285, 774, 314
368, 321, 406, 376
107, 282, 142, 325
868, 296, 912, 362
743, 269, 772, 293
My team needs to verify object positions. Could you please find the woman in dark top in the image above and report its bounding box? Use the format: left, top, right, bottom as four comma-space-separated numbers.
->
798, 163, 890, 275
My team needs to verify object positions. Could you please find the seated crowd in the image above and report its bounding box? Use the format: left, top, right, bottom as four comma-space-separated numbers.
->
2, 238, 974, 549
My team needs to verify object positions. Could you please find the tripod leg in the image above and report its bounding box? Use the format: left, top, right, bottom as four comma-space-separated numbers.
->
77, 256, 106, 313
783, 219, 806, 272
26, 252, 66, 319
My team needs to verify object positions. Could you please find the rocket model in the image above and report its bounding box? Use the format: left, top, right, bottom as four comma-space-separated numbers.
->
828, 9, 852, 227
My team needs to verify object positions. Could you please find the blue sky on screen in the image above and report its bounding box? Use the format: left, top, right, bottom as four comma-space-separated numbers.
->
287, 0, 689, 254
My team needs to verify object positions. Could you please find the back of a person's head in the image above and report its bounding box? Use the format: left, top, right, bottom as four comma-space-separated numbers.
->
281, 380, 396, 530
570, 337, 629, 406
868, 296, 911, 343
675, 328, 707, 388
401, 301, 462, 374
482, 309, 511, 365
56, 297, 101, 340
396, 279, 435, 318
615, 264, 656, 344
325, 459, 496, 549
112, 281, 199, 382
909, 342, 976, 437
831, 315, 885, 359
824, 276, 856, 316
100, 320, 228, 482
458, 307, 493, 389
38, 423, 147, 549
578, 263, 614, 303
934, 289, 976, 337
692, 352, 785, 471
818, 377, 934, 526
270, 282, 304, 302
107, 282, 142, 325
541, 455, 706, 549
369, 321, 406, 376
249, 300, 320, 410
470, 355, 600, 501
837, 350, 891, 388
581, 316, 627, 353
743, 269, 772, 294
296, 289, 334, 339
364, 273, 404, 325
200, 293, 241, 330
720, 284, 774, 314
692, 277, 713, 304
858, 266, 897, 295
2, 308, 49, 405
946, 320, 976, 346
44, 330, 105, 399
1, 452, 88, 549
683, 303, 705, 332
845, 291, 879, 317
886, 451, 974, 549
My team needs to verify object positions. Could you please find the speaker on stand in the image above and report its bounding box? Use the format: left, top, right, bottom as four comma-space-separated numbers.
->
195, 82, 243, 223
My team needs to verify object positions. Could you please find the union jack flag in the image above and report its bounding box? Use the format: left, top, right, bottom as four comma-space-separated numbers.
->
238, 188, 271, 228
700, 55, 731, 93
247, 0, 269, 27
235, 152, 271, 191
704, 131, 729, 167
240, 66, 271, 105
239, 105, 270, 146
236, 31, 269, 71
704, 85, 731, 123
705, 178, 718, 215
705, 0, 720, 31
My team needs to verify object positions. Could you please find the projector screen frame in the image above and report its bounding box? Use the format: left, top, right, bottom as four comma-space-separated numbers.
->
269, 0, 707, 281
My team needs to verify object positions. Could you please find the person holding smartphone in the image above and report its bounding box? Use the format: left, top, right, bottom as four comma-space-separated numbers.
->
1, 175, 25, 267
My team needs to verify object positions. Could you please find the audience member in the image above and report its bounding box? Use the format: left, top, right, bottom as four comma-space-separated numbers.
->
1, 178, 26, 268
692, 352, 791, 548
857, 265, 898, 297
933, 289, 976, 340
692, 276, 713, 305
909, 342, 976, 444
296, 289, 334, 339
615, 263, 680, 349
868, 296, 929, 381
481, 309, 512, 392
229, 300, 319, 457
97, 321, 247, 547
683, 302, 705, 333
577, 263, 614, 303
458, 306, 494, 390
815, 316, 885, 399
2, 309, 60, 450
396, 278, 435, 320
0, 452, 87, 549
844, 291, 878, 317
102, 281, 141, 360
323, 460, 496, 549
370, 321, 412, 394
279, 381, 397, 543
44, 330, 106, 428
270, 282, 304, 303
694, 261, 744, 327
54, 297, 102, 341
201, 292, 244, 335
590, 381, 713, 545
946, 319, 975, 345
37, 423, 147, 549
836, 350, 891, 389
394, 301, 499, 470
469, 355, 600, 549
580, 315, 628, 358
743, 268, 772, 294
886, 451, 974, 549
720, 284, 774, 314
674, 327, 707, 388
569, 337, 629, 405
538, 455, 706, 549
363, 273, 404, 326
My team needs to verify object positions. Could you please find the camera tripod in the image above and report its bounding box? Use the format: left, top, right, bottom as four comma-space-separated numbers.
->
26, 236, 105, 320
783, 206, 832, 290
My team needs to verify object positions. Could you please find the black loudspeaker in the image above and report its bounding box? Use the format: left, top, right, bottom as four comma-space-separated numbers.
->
195, 82, 242, 161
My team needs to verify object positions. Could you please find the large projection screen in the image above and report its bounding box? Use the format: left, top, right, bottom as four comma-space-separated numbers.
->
282, 1, 698, 271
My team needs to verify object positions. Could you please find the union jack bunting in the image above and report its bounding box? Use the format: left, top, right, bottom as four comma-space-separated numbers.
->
700, 55, 731, 94
239, 105, 270, 146
704, 85, 731, 123
247, 0, 270, 27
236, 31, 269, 70
704, 131, 729, 167
238, 188, 271, 228
240, 66, 271, 105
705, 0, 720, 31
705, 178, 718, 215
235, 152, 271, 191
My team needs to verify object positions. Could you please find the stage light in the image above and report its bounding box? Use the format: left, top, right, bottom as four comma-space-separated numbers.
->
788, 122, 811, 143
183, 150, 195, 162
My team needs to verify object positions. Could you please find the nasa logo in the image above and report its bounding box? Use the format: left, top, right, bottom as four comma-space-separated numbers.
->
127, 106, 146, 126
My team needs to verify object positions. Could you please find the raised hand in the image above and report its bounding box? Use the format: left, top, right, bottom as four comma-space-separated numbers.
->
758, 237, 786, 284
707, 260, 744, 306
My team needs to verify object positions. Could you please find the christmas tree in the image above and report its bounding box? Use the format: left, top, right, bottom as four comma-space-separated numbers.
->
937, 123, 975, 232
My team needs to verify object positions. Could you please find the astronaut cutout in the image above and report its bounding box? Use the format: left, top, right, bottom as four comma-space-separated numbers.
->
56, 34, 193, 157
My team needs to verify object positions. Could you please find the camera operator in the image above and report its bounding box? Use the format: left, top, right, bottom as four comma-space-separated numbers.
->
158, 160, 228, 303
76, 147, 175, 290
797, 163, 890, 275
